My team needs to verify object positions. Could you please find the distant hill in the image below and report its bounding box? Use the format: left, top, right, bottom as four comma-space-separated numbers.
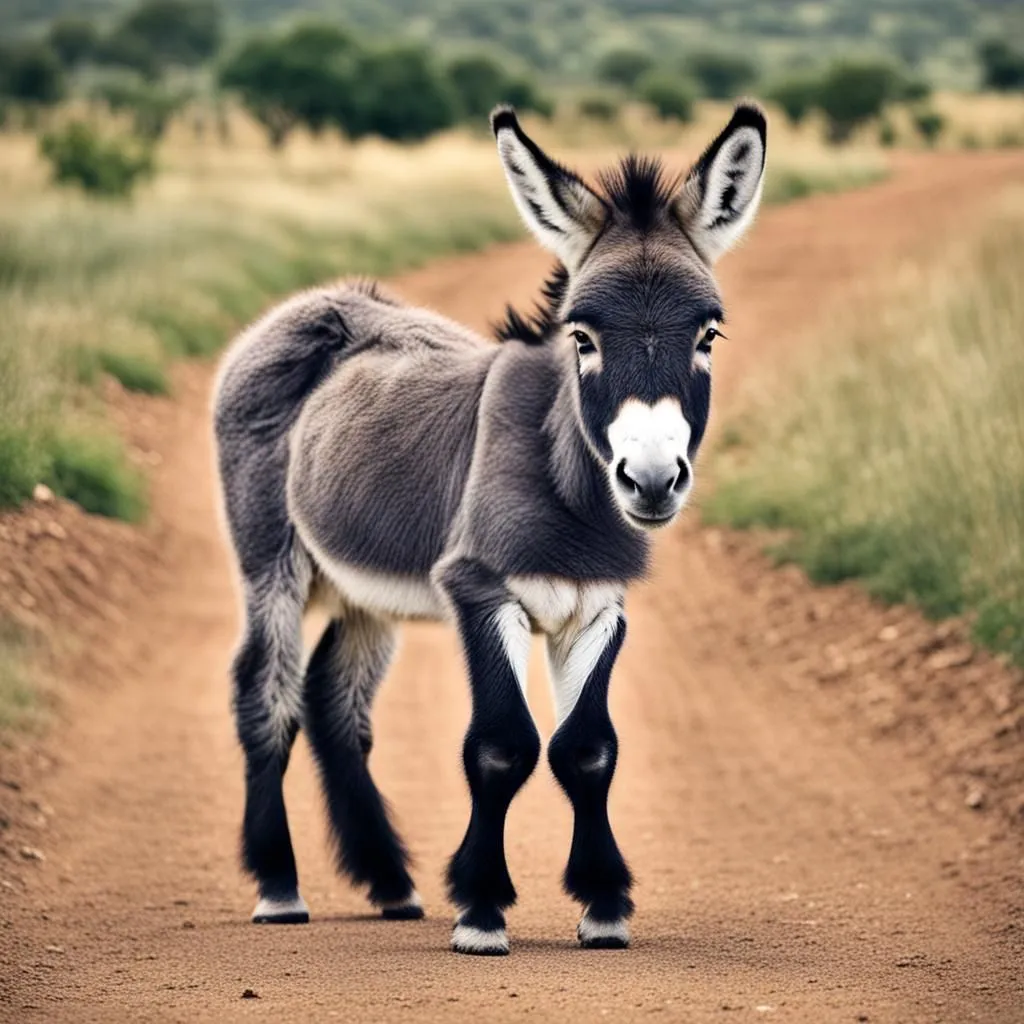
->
4, 0, 1020, 88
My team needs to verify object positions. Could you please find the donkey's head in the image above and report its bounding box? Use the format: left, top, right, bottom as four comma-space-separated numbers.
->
492, 104, 766, 530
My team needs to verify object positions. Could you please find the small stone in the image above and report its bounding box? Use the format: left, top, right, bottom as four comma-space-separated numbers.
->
45, 521, 67, 541
182, 920, 196, 930
33, 484, 54, 504
241, 988, 259, 999
927, 646, 974, 671
44, 945, 64, 954
878, 625, 899, 642
19, 847, 45, 862
965, 788, 985, 810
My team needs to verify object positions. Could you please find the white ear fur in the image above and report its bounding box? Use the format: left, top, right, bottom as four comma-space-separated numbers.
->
491, 106, 606, 269
677, 104, 767, 264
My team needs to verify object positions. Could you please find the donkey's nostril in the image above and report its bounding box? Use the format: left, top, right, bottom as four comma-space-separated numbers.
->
673, 458, 691, 493
616, 459, 639, 494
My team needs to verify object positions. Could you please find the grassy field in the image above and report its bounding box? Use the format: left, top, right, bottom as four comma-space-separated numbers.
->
0, 102, 892, 524
707, 190, 1024, 665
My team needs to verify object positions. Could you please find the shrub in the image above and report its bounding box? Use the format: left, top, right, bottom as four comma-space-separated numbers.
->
44, 431, 146, 521
47, 16, 99, 69
446, 53, 550, 122
766, 73, 819, 126
637, 71, 695, 123
350, 44, 459, 142
75, 347, 169, 395
0, 42, 66, 107
39, 122, 154, 199
114, 0, 223, 69
815, 59, 900, 143
978, 39, 1024, 92
687, 50, 758, 100
877, 116, 897, 147
597, 48, 654, 90
912, 107, 945, 147
578, 92, 619, 122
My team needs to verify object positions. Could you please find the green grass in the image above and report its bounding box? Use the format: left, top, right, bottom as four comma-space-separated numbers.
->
0, 625, 39, 733
765, 164, 889, 204
706, 193, 1024, 664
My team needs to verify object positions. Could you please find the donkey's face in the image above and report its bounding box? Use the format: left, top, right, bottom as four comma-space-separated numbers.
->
492, 104, 766, 530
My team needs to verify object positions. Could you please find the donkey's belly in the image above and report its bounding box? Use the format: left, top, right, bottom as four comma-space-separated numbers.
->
306, 549, 448, 622
288, 345, 494, 582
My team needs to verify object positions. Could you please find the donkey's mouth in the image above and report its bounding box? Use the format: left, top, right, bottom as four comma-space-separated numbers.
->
623, 508, 678, 530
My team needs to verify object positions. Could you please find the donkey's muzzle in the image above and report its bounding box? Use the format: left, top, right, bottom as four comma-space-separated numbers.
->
614, 457, 690, 526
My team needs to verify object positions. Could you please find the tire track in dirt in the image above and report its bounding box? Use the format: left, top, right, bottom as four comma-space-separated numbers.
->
2, 151, 1023, 1023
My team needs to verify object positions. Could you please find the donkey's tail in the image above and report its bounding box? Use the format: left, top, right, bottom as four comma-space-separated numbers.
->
214, 280, 398, 443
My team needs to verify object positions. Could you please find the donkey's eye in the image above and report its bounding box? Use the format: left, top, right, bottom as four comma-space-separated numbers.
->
572, 329, 597, 356
697, 326, 726, 353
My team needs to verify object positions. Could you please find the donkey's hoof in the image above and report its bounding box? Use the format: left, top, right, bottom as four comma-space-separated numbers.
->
252, 893, 310, 925
451, 921, 509, 956
577, 913, 630, 949
380, 891, 425, 921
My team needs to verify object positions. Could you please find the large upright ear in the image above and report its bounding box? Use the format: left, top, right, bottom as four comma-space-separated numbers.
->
676, 103, 767, 264
491, 106, 607, 270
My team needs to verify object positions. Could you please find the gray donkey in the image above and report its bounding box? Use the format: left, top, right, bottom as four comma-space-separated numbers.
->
214, 103, 767, 955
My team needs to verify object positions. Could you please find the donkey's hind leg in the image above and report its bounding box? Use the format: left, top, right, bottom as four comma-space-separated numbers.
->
233, 574, 309, 924
304, 612, 422, 919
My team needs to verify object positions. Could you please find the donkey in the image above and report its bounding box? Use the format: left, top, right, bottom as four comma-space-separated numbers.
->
213, 103, 767, 955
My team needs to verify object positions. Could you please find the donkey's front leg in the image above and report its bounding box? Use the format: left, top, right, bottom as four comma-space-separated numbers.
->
547, 601, 633, 948
436, 558, 541, 956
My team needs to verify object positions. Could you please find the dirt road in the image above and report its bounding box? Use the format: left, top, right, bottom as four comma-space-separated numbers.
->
2, 152, 1023, 1023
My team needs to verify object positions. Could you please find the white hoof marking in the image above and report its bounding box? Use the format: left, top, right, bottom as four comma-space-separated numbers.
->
451, 922, 509, 955
577, 913, 630, 947
252, 892, 309, 923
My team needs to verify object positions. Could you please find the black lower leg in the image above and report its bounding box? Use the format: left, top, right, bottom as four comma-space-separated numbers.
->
304, 620, 418, 910
233, 618, 304, 918
548, 617, 633, 947
438, 558, 541, 954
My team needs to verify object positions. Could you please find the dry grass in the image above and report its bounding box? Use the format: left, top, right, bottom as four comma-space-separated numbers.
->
707, 189, 1024, 663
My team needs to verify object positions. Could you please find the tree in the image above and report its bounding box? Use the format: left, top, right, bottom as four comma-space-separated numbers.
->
47, 16, 99, 69
978, 40, 1024, 92
94, 28, 160, 81
219, 23, 360, 147
766, 73, 819, 126
350, 45, 459, 142
93, 76, 186, 142
912, 107, 945, 147
637, 72, 695, 123
114, 0, 223, 69
0, 43, 66, 107
597, 47, 655, 90
815, 59, 900, 143
687, 50, 757, 100
446, 53, 552, 123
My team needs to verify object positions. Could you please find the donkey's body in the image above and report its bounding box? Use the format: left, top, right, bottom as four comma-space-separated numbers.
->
214, 103, 767, 953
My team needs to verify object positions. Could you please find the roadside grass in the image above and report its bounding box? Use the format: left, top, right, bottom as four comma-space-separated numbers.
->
0, 624, 40, 734
706, 191, 1024, 664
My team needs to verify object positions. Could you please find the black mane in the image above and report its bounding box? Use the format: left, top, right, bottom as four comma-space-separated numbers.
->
493, 263, 569, 345
495, 155, 681, 345
598, 154, 681, 234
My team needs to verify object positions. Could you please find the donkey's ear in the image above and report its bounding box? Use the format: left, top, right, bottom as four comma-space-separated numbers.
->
676, 103, 767, 264
491, 106, 606, 269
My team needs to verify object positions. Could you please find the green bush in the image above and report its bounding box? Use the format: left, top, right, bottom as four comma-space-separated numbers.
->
43, 432, 146, 521
687, 50, 758, 100
0, 42, 66, 107
47, 16, 99, 69
114, 0, 223, 70
816, 59, 901, 143
766, 73, 819, 126
446, 53, 550, 122
39, 122, 154, 199
878, 116, 897, 147
637, 71, 695, 123
578, 92, 619, 122
597, 48, 654, 90
75, 347, 169, 395
978, 39, 1024, 92
93, 76, 186, 142
912, 107, 945, 147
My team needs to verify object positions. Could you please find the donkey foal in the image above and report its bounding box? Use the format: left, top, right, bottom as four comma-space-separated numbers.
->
214, 103, 768, 954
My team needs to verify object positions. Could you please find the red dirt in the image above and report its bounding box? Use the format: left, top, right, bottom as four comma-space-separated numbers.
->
1, 150, 1023, 1023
